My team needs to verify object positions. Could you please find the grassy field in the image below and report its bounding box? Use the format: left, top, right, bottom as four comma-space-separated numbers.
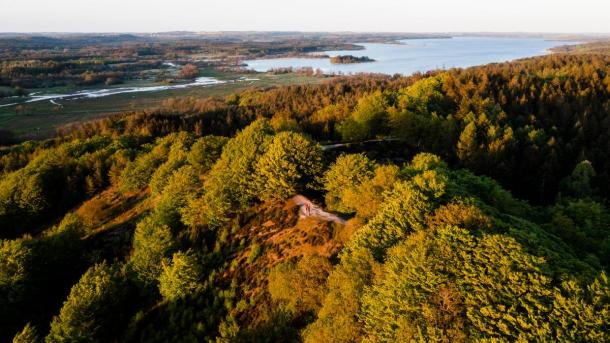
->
0, 71, 327, 139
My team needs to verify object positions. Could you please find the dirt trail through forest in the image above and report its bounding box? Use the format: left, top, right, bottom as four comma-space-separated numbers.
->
289, 195, 346, 225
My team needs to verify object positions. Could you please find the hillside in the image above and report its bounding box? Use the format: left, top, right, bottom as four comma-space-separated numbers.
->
1, 52, 610, 342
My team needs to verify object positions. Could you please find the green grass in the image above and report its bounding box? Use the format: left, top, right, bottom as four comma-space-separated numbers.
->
0, 71, 327, 139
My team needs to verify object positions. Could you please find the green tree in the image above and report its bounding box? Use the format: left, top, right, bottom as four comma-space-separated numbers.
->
1, 213, 86, 339
149, 155, 187, 195
562, 160, 597, 199
340, 164, 400, 219
191, 119, 274, 227
550, 273, 610, 341
544, 199, 610, 266
118, 132, 190, 194
396, 74, 448, 115
155, 165, 202, 228
158, 250, 204, 301
0, 239, 32, 305
338, 91, 388, 140
47, 263, 130, 343
345, 180, 433, 260
303, 249, 378, 343
268, 255, 332, 314
118, 152, 164, 193
457, 121, 479, 164
128, 215, 176, 286
255, 131, 323, 201
187, 135, 229, 174
323, 154, 375, 213
360, 226, 554, 342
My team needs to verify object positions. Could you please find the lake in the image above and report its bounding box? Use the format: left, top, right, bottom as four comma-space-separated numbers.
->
244, 37, 577, 75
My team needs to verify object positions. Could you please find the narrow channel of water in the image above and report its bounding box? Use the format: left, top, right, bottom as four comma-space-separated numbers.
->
0, 76, 233, 108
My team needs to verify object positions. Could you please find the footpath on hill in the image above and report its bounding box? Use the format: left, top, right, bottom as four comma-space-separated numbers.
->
289, 195, 346, 225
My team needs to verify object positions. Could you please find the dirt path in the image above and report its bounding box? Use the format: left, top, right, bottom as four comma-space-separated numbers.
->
321, 138, 401, 150
289, 195, 346, 225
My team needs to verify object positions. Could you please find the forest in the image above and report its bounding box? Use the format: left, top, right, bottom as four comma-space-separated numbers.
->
1, 51, 610, 342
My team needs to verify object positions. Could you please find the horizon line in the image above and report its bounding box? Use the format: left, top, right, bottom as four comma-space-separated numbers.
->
0, 30, 609, 35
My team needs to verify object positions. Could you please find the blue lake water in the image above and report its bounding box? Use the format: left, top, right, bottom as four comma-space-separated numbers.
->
244, 37, 577, 75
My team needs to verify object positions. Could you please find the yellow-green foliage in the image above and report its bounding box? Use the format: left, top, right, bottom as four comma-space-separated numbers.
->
550, 273, 610, 342
323, 153, 375, 213
309, 103, 350, 138
12, 323, 38, 343
427, 200, 494, 231
0, 140, 107, 232
149, 132, 193, 194
270, 110, 300, 132
128, 215, 176, 286
0, 238, 32, 304
158, 250, 203, 301
389, 76, 458, 155
187, 135, 229, 174
361, 226, 553, 342
338, 91, 388, 141
407, 152, 448, 173
118, 132, 190, 194
47, 263, 128, 342
340, 164, 400, 220
308, 153, 610, 342
118, 152, 163, 193
344, 180, 433, 260
268, 255, 332, 314
195, 119, 274, 227
302, 248, 378, 343
155, 165, 201, 227
255, 131, 323, 201
397, 74, 447, 115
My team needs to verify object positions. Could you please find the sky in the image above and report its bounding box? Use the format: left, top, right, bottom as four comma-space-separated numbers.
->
1, 0, 609, 33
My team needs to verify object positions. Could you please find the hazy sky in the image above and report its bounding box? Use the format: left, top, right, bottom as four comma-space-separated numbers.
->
1, 0, 609, 33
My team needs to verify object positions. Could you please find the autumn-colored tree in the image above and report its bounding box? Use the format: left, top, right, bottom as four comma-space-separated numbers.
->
179, 64, 199, 79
